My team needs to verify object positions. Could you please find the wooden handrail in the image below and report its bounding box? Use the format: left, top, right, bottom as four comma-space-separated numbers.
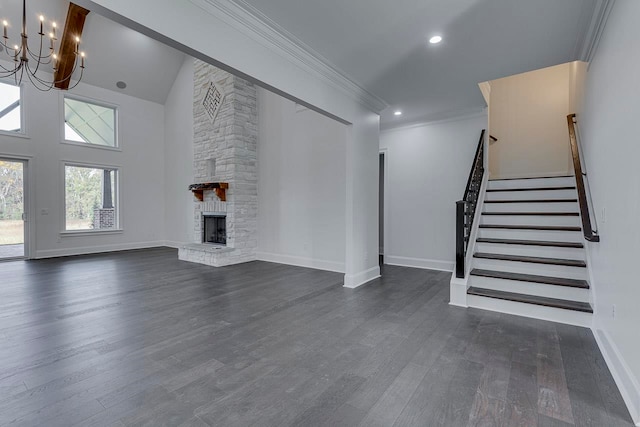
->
567, 114, 599, 242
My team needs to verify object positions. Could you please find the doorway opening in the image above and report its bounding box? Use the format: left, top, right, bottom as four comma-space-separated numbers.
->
379, 151, 385, 265
0, 159, 26, 260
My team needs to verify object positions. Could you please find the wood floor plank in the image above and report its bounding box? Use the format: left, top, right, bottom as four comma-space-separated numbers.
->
0, 248, 632, 427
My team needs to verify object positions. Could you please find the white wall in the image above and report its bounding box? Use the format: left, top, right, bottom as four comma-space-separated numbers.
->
0, 75, 166, 258
78, 0, 382, 289
580, 0, 640, 422
380, 113, 487, 271
164, 57, 195, 247
489, 63, 573, 179
256, 89, 347, 272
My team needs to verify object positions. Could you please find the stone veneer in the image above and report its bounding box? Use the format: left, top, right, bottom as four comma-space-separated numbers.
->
178, 60, 258, 267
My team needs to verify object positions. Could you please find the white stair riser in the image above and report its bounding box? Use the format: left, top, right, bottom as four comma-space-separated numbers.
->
469, 276, 590, 302
481, 215, 580, 227
484, 202, 578, 213
472, 258, 588, 280
486, 189, 577, 201
475, 243, 585, 260
467, 295, 591, 327
488, 177, 575, 190
478, 228, 583, 243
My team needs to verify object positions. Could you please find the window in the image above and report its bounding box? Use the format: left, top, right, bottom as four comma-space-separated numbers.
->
0, 81, 22, 133
64, 165, 119, 231
64, 97, 117, 148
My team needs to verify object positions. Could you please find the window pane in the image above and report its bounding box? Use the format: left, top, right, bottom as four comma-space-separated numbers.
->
64, 98, 116, 147
65, 166, 117, 231
0, 81, 22, 133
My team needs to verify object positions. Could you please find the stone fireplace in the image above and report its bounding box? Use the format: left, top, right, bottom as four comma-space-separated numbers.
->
178, 60, 258, 267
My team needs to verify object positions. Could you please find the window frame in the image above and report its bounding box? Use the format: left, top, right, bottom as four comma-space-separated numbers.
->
60, 94, 120, 151
0, 78, 27, 138
60, 161, 123, 236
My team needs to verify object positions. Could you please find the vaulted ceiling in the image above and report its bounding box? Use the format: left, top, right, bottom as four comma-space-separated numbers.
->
0, 0, 185, 104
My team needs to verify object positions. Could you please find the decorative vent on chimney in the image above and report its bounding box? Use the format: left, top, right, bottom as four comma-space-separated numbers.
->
203, 82, 225, 124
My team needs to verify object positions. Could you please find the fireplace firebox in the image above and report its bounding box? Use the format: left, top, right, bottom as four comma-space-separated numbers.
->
203, 213, 226, 245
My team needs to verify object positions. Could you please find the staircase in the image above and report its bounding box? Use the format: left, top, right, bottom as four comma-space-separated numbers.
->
466, 175, 593, 327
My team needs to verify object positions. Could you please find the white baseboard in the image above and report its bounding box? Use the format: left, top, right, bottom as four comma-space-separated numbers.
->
344, 266, 381, 289
163, 240, 186, 249
385, 255, 454, 272
592, 322, 640, 425
34, 241, 168, 259
256, 251, 345, 273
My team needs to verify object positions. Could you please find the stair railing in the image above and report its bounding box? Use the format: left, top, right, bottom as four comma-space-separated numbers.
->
456, 130, 486, 278
567, 114, 600, 242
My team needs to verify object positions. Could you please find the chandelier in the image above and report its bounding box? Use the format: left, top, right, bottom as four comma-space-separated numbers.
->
0, 0, 86, 91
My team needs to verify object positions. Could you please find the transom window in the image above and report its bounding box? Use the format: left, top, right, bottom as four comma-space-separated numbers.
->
0, 80, 22, 133
64, 97, 117, 148
64, 165, 119, 232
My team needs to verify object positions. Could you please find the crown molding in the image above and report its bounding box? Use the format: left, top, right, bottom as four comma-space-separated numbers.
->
190, 0, 388, 114
381, 108, 487, 132
578, 0, 616, 63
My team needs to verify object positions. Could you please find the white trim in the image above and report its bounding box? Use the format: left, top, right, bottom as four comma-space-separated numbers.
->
344, 266, 381, 289
60, 229, 124, 237
0, 78, 26, 137
381, 109, 487, 133
449, 275, 469, 308
385, 255, 454, 272
592, 322, 640, 425
163, 240, 185, 249
580, 0, 616, 64
0, 155, 30, 259
61, 93, 120, 149
256, 251, 345, 273
189, 0, 387, 114
61, 161, 122, 233
34, 241, 167, 259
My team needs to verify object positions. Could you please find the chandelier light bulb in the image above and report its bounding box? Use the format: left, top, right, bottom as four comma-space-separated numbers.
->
1, 1, 87, 90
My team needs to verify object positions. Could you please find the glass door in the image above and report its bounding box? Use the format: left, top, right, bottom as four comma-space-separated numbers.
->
0, 159, 25, 259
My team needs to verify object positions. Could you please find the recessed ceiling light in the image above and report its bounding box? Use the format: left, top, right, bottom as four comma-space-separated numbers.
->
394, 111, 402, 116
429, 35, 443, 44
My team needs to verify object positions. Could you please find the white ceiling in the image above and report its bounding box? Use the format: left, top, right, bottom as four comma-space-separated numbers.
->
239, 0, 598, 127
0, 0, 185, 104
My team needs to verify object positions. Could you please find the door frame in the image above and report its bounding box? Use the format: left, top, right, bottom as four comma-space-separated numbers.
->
0, 155, 33, 260
379, 148, 389, 260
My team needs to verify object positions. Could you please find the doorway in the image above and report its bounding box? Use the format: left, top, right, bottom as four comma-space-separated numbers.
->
0, 159, 27, 260
379, 151, 386, 265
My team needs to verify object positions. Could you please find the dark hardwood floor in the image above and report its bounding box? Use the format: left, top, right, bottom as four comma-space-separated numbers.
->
0, 247, 633, 426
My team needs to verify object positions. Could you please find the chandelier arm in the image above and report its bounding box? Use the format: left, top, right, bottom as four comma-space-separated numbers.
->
24, 64, 54, 91
66, 67, 84, 90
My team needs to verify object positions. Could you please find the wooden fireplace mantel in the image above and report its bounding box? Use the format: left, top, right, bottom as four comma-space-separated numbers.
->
188, 182, 229, 202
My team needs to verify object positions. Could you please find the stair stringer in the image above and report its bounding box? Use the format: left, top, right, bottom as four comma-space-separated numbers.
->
449, 171, 489, 307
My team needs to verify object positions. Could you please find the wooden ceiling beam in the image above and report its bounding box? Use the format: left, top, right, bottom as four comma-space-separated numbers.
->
54, 3, 90, 90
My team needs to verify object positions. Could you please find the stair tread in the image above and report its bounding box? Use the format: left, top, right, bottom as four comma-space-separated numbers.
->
479, 224, 582, 232
476, 238, 583, 248
484, 199, 577, 203
474, 252, 587, 267
487, 186, 576, 192
482, 212, 579, 216
467, 287, 593, 313
470, 268, 589, 289
489, 175, 574, 181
